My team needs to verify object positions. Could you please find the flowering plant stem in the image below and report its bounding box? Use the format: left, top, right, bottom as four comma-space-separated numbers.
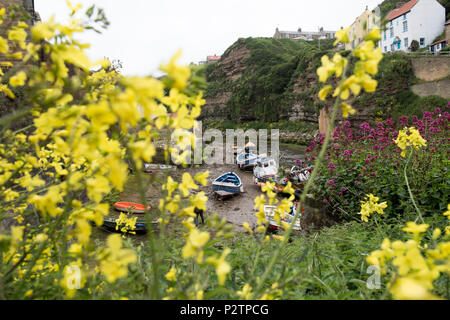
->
404, 149, 424, 224
254, 65, 347, 294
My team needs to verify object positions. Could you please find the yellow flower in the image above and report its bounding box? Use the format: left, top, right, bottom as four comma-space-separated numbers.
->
66, 0, 82, 15
159, 50, 191, 90
0, 36, 9, 53
317, 55, 335, 83
444, 204, 450, 220
9, 71, 27, 87
402, 222, 429, 239
318, 85, 333, 101
334, 27, 350, 45
358, 194, 387, 222
206, 248, 231, 286
390, 277, 440, 300
179, 173, 198, 197
194, 171, 209, 186
243, 222, 253, 235
182, 228, 210, 262
254, 194, 266, 211
165, 267, 177, 282
340, 103, 356, 118
99, 234, 137, 283
163, 176, 178, 197
432, 229, 441, 240
190, 191, 207, 211
364, 28, 381, 42
237, 283, 253, 300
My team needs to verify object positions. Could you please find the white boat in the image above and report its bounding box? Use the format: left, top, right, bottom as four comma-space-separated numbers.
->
253, 157, 278, 184
143, 163, 176, 172
289, 166, 311, 184
212, 172, 244, 197
236, 153, 259, 170
264, 202, 302, 234
230, 142, 257, 155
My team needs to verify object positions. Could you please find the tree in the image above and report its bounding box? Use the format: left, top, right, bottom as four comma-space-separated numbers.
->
410, 40, 419, 52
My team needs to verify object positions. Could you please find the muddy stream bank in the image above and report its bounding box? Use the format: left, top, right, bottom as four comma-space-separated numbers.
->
95, 143, 334, 239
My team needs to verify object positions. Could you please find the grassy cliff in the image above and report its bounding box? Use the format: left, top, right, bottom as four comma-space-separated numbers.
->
204, 37, 447, 127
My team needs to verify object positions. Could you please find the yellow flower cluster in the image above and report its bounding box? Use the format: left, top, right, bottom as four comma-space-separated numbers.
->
115, 213, 138, 235
317, 28, 382, 118
394, 127, 427, 157
0, 2, 215, 299
358, 194, 388, 222
98, 234, 137, 283
367, 208, 450, 300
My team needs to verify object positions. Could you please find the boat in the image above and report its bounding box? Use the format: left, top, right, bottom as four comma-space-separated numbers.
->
212, 172, 244, 198
288, 166, 311, 184
143, 163, 176, 172
236, 153, 260, 170
113, 202, 151, 214
253, 156, 278, 184
264, 202, 302, 235
98, 217, 152, 234
229, 142, 257, 156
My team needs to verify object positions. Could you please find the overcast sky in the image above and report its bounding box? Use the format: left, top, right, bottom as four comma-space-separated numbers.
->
35, 0, 383, 77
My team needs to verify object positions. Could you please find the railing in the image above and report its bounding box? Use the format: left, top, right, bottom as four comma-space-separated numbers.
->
408, 51, 450, 57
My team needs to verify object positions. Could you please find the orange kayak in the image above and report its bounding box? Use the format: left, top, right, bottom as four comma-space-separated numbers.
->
113, 202, 150, 214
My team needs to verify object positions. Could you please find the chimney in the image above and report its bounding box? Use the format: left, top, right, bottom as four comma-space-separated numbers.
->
320, 27, 324, 32
298, 27, 302, 32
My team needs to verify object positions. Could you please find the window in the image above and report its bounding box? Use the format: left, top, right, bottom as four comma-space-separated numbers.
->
384, 46, 387, 52
404, 38, 408, 48
390, 27, 394, 38
403, 14, 407, 20
384, 31, 387, 40
403, 21, 408, 32
420, 38, 425, 46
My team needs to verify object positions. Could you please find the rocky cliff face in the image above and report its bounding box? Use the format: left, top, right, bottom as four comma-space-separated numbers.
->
202, 45, 251, 120
203, 37, 450, 128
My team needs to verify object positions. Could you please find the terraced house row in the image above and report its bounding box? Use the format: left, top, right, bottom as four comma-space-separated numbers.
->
379, 0, 446, 53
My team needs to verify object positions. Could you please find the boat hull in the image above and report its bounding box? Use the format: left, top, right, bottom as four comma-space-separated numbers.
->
212, 172, 244, 198
98, 217, 154, 234
113, 202, 150, 214
264, 205, 302, 235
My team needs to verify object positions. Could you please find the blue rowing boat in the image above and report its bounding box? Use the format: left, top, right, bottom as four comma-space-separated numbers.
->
212, 172, 244, 197
236, 153, 259, 170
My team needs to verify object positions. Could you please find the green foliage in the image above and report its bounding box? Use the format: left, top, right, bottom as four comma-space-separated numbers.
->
202, 119, 318, 133
205, 37, 322, 122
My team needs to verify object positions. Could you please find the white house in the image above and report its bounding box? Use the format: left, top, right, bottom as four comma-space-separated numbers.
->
380, 0, 446, 53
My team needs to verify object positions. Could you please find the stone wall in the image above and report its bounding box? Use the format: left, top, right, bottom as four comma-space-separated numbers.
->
411, 57, 450, 81
411, 78, 450, 99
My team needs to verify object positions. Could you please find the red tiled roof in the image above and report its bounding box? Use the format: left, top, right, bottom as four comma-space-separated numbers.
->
386, 0, 418, 21
207, 55, 221, 61
432, 38, 447, 45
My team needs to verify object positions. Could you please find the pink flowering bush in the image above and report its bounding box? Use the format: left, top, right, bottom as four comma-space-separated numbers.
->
308, 106, 449, 222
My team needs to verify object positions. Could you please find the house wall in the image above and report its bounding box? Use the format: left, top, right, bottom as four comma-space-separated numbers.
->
345, 9, 381, 50
408, 0, 445, 49
380, 0, 445, 53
